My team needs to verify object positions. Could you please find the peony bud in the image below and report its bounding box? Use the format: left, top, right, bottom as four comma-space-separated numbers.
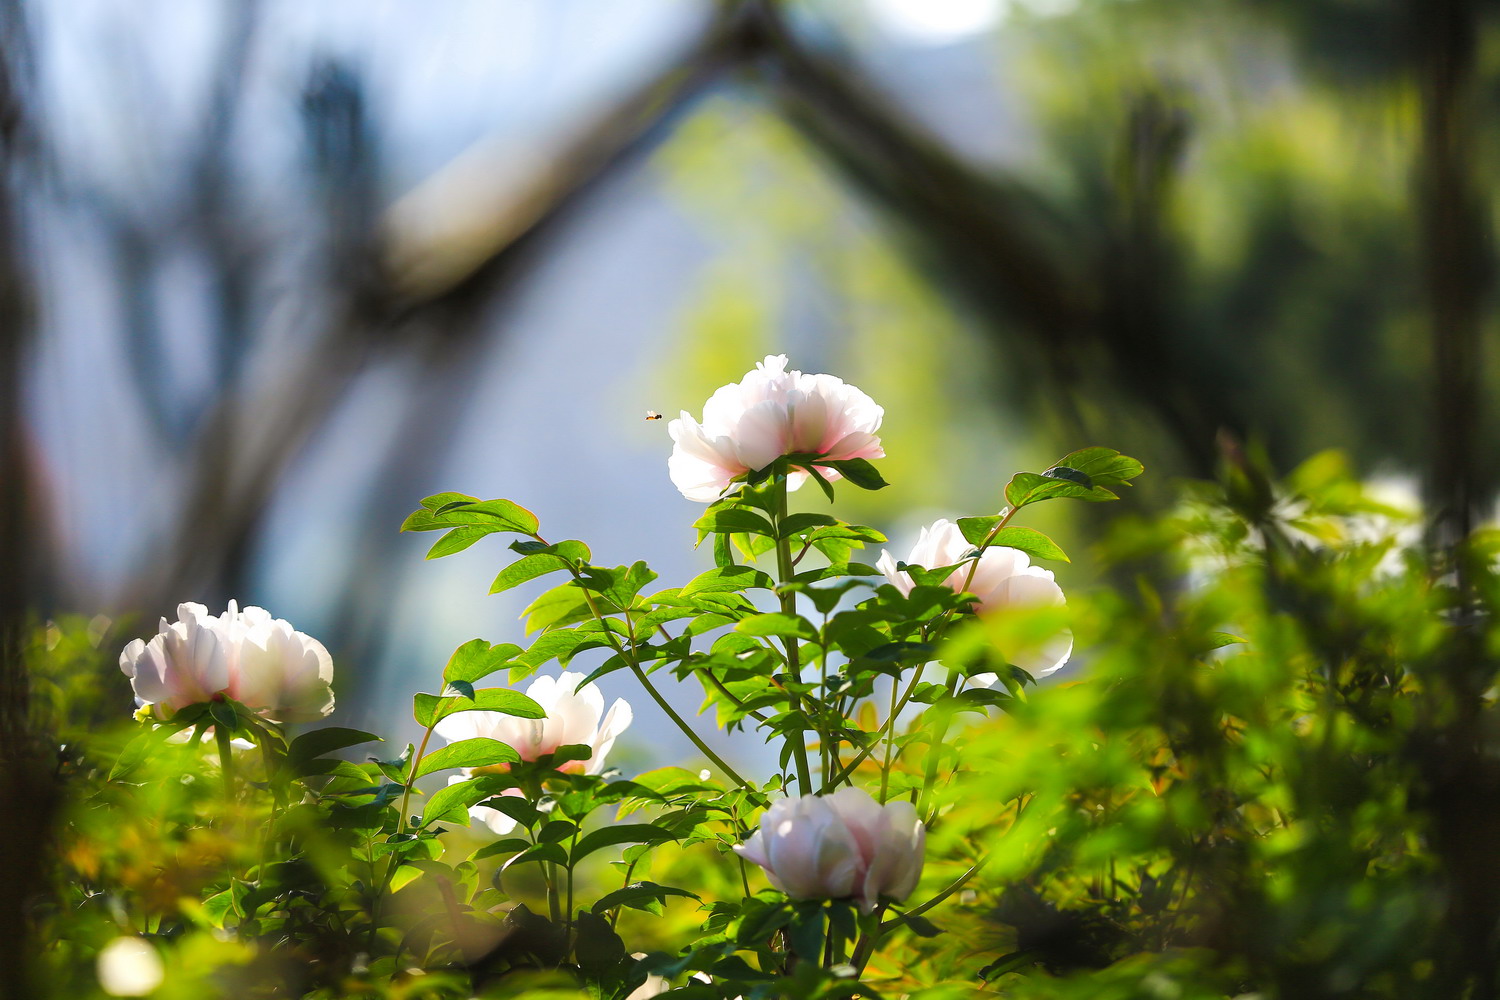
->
734, 786, 925, 913
119, 601, 334, 723
667, 354, 884, 502
435, 671, 632, 834
876, 518, 1071, 678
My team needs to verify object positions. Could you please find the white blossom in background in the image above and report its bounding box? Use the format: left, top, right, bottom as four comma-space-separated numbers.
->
734, 786, 925, 913
667, 354, 884, 502
877, 518, 1072, 678
96, 937, 164, 997
436, 671, 632, 835
119, 601, 335, 722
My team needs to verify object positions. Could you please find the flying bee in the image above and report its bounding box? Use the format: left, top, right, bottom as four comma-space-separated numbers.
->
645, 410, 664, 421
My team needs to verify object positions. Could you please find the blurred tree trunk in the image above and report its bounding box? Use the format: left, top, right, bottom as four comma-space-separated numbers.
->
1412, 1, 1500, 996
0, 3, 56, 996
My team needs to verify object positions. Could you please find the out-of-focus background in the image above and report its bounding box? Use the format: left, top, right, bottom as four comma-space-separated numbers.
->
3, 0, 1494, 767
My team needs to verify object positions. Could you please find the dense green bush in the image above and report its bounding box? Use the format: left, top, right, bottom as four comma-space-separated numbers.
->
21, 360, 1500, 998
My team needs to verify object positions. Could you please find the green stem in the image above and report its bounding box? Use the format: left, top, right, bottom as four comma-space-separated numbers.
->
556, 545, 758, 799
917, 673, 960, 821
629, 662, 753, 791
398, 722, 438, 834
826, 661, 926, 791
215, 724, 235, 798
367, 720, 440, 947
876, 857, 987, 936
772, 474, 815, 796
547, 861, 562, 925
565, 829, 579, 943
850, 903, 887, 975
913, 506, 1022, 815
699, 664, 769, 723
878, 670, 902, 803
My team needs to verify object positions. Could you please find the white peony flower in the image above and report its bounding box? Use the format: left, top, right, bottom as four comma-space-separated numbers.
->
436, 671, 632, 835
734, 786, 925, 914
119, 601, 334, 723
876, 518, 1072, 678
667, 354, 885, 502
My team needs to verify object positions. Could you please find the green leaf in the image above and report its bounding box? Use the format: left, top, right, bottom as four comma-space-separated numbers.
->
736, 613, 818, 641
787, 904, 825, 960
437, 498, 539, 534
108, 724, 179, 781
955, 515, 1002, 547
443, 639, 522, 686
286, 727, 384, 768
515, 627, 615, 669
478, 795, 543, 829
898, 914, 943, 937
681, 566, 775, 597
571, 823, 675, 865
522, 582, 596, 634
573, 911, 627, 974
990, 525, 1071, 563
1042, 465, 1093, 488
1055, 447, 1145, 489
421, 492, 478, 512
414, 738, 520, 779
426, 526, 491, 560
472, 837, 532, 861
506, 842, 569, 869
791, 561, 881, 584
491, 553, 573, 594
803, 463, 837, 503
580, 561, 659, 608
511, 538, 591, 561
778, 512, 839, 537
592, 881, 700, 916
823, 458, 888, 491
1206, 631, 1247, 649
1005, 471, 1119, 508
413, 688, 545, 728
695, 507, 776, 538
808, 523, 886, 544
401, 492, 478, 531
419, 775, 513, 827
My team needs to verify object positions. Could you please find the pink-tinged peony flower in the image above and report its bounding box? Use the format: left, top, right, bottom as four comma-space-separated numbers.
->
119, 601, 334, 723
734, 786, 925, 913
667, 354, 885, 502
876, 518, 1072, 678
435, 671, 632, 834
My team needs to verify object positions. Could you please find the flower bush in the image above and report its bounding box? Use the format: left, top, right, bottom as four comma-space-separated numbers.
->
31, 355, 1498, 999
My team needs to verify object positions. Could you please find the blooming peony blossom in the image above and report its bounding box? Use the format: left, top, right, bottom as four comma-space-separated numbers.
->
734, 786, 925, 913
876, 518, 1071, 678
667, 354, 884, 502
436, 671, 632, 835
119, 601, 334, 723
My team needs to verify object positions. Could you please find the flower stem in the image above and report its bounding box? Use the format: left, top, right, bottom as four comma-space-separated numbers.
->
878, 671, 902, 803
628, 662, 753, 791
215, 724, 235, 798
398, 722, 438, 834
877, 857, 987, 935
772, 473, 815, 797
552, 544, 757, 798
915, 506, 1021, 816
850, 903, 887, 975
825, 662, 926, 791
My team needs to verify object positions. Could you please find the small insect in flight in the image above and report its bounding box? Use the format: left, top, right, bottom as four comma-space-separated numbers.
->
645, 410, 664, 421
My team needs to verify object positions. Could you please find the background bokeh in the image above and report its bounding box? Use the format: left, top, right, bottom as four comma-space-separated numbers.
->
5, 0, 1493, 767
